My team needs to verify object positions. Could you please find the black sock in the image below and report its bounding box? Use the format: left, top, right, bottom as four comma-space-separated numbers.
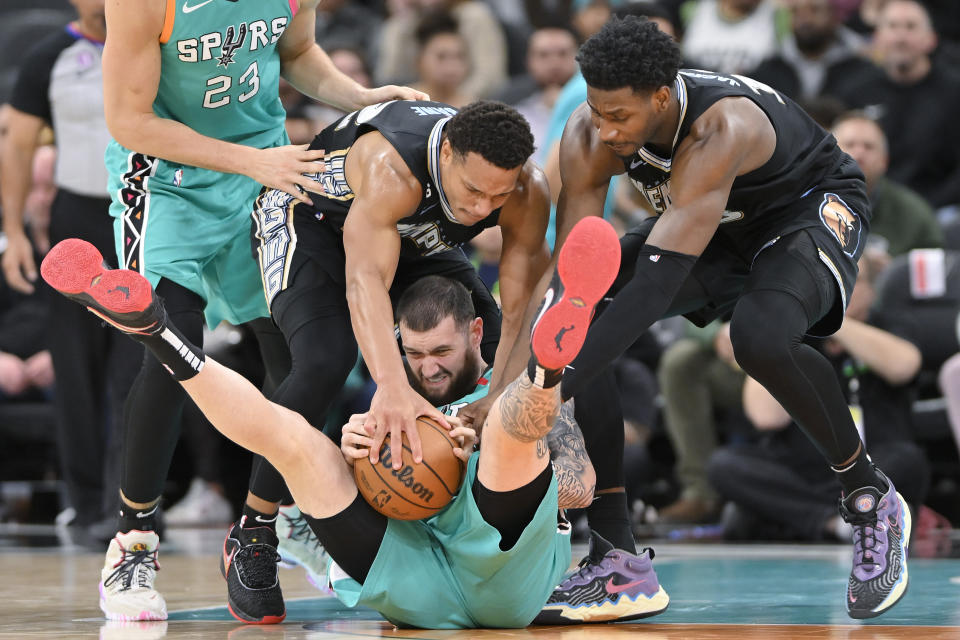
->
586, 491, 636, 553
133, 319, 205, 381
118, 501, 160, 534
242, 503, 279, 531
833, 446, 885, 495
527, 355, 563, 389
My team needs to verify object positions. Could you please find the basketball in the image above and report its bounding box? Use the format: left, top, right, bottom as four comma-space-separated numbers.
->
353, 415, 465, 520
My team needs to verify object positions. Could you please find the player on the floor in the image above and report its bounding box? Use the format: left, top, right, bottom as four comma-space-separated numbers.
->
550, 16, 909, 619
41, 217, 635, 629
97, 0, 426, 623
383, 274, 669, 624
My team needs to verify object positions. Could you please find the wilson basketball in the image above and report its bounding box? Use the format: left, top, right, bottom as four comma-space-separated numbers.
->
353, 415, 465, 520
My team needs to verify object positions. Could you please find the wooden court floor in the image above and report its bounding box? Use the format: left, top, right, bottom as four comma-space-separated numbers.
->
1, 526, 958, 640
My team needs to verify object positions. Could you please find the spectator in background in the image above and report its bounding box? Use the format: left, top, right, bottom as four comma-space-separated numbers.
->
681, 0, 787, 75
499, 23, 579, 163
305, 47, 375, 131
377, 0, 508, 99
832, 112, 942, 260
749, 0, 885, 107
0, 1, 142, 540
709, 259, 930, 542
861, 0, 960, 211
314, 0, 383, 74
655, 321, 745, 524
411, 10, 473, 108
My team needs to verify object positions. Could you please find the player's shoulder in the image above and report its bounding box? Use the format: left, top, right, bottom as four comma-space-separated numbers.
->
686, 94, 771, 149
348, 130, 422, 197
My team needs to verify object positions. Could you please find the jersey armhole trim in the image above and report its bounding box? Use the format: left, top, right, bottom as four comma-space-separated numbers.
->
159, 0, 176, 44
289, 0, 299, 17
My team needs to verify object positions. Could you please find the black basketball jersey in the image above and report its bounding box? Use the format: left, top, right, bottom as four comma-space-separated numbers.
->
624, 70, 854, 233
300, 100, 502, 257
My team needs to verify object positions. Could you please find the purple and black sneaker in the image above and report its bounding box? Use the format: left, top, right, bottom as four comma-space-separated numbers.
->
840, 470, 911, 619
533, 531, 669, 624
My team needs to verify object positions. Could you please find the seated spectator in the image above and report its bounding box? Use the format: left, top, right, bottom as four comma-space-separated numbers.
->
681, 0, 787, 75
377, 0, 507, 99
857, 0, 960, 211
314, 0, 382, 74
497, 23, 578, 161
749, 0, 884, 107
831, 111, 943, 260
304, 46, 374, 131
656, 321, 745, 524
411, 10, 473, 108
708, 259, 930, 541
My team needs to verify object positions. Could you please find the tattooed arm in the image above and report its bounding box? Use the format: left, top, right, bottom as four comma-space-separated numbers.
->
540, 399, 596, 509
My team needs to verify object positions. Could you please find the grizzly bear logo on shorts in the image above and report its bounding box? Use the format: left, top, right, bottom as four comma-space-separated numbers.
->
819, 193, 861, 257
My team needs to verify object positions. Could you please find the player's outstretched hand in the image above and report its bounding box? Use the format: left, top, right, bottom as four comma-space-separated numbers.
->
362, 85, 430, 104
247, 144, 326, 205
365, 382, 450, 470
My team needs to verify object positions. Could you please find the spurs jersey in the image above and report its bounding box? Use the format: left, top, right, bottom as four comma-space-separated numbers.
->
624, 70, 861, 252
300, 100, 502, 257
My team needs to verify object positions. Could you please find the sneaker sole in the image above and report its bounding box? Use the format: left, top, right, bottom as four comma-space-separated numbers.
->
847, 491, 912, 619
531, 217, 621, 370
99, 581, 168, 621
535, 586, 670, 625
40, 239, 158, 332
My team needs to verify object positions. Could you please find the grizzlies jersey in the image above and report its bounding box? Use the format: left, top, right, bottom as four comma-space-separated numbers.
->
154, 0, 292, 147
301, 100, 503, 257
624, 70, 858, 252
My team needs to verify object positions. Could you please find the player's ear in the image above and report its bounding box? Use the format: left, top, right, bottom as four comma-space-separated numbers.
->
653, 85, 671, 113
469, 317, 483, 349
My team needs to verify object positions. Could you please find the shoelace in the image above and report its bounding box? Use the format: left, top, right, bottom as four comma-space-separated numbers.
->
852, 519, 886, 570
236, 544, 281, 588
104, 545, 159, 591
285, 513, 324, 554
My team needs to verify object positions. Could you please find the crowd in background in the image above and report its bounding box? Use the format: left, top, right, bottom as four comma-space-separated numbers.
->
1, 0, 959, 553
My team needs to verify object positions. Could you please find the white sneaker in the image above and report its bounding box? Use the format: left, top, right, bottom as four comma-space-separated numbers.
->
165, 478, 233, 526
276, 504, 329, 590
99, 530, 168, 621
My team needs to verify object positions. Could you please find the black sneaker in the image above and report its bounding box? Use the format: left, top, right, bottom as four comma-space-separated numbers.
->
41, 238, 165, 335
221, 519, 285, 624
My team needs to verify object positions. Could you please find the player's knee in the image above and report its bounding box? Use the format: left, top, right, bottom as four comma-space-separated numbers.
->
729, 316, 786, 380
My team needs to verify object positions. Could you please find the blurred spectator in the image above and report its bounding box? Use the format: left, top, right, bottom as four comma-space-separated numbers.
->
708, 259, 930, 541
0, 0, 142, 534
655, 321, 745, 524
302, 47, 375, 132
831, 111, 942, 261
749, 0, 884, 107
681, 0, 787, 75
314, 0, 383, 73
411, 10, 472, 107
377, 0, 508, 98
859, 0, 960, 211
498, 23, 579, 161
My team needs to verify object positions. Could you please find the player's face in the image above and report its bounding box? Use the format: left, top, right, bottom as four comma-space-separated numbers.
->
585, 85, 670, 158
440, 145, 522, 224
832, 118, 888, 184
401, 316, 484, 405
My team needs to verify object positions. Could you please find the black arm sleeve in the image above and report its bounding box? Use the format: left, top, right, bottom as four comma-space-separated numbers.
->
561, 244, 697, 400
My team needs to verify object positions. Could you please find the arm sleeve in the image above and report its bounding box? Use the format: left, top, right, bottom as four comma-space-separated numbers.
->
561, 245, 697, 400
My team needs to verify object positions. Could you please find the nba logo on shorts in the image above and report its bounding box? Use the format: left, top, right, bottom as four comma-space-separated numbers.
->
819, 193, 861, 257
173, 169, 183, 187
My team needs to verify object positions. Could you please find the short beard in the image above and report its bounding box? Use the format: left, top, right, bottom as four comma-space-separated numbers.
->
406, 349, 485, 406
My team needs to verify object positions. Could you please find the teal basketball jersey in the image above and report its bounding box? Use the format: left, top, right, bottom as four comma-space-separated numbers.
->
154, 0, 293, 146
330, 369, 573, 628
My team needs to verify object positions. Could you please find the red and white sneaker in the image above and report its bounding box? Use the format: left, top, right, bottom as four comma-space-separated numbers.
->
530, 216, 621, 371
99, 530, 167, 621
41, 238, 164, 335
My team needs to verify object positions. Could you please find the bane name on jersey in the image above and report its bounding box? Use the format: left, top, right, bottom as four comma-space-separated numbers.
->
175, 18, 289, 67
299, 100, 503, 257
624, 70, 847, 226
